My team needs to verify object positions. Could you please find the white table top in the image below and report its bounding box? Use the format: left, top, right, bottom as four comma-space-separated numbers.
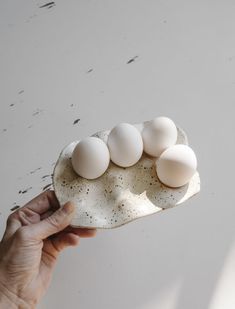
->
1, 1, 235, 308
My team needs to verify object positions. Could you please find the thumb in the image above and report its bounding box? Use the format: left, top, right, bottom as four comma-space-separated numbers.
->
29, 202, 76, 240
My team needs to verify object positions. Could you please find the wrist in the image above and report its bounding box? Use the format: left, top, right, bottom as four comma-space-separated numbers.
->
0, 283, 31, 309
0, 293, 17, 309
0, 289, 17, 309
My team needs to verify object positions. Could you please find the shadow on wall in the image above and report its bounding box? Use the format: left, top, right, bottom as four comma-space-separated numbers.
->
50, 188, 234, 309
104, 194, 234, 309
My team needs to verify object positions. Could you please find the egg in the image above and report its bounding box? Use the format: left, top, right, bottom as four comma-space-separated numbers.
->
156, 144, 197, 188
142, 116, 177, 157
71, 136, 110, 179
107, 123, 143, 167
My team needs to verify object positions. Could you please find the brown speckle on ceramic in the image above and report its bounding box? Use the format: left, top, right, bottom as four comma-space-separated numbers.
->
53, 122, 200, 229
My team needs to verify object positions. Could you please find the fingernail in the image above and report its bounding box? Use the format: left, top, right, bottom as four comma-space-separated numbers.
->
62, 202, 75, 214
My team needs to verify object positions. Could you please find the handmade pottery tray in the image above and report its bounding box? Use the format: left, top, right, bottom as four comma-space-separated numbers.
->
53, 122, 200, 229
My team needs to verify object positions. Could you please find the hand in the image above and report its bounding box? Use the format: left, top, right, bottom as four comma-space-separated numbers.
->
0, 190, 96, 308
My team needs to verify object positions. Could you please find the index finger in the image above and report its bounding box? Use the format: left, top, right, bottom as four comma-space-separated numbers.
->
21, 190, 60, 214
2, 191, 60, 242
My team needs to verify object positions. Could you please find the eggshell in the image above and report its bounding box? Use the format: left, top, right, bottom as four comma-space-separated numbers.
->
71, 137, 110, 180
142, 117, 177, 157
107, 123, 143, 167
53, 121, 200, 229
156, 144, 197, 188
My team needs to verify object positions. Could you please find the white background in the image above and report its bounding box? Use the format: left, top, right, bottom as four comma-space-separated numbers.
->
1, 1, 235, 308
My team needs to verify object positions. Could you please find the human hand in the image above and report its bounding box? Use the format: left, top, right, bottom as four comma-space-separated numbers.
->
0, 190, 96, 308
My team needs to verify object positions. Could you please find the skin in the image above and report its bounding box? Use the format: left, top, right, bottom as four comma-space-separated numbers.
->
0, 190, 97, 308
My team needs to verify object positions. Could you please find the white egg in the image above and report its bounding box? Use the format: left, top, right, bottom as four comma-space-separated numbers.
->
71, 136, 110, 179
107, 123, 143, 167
142, 116, 177, 157
156, 144, 197, 188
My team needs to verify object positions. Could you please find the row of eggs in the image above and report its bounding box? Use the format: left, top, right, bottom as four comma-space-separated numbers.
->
71, 117, 197, 188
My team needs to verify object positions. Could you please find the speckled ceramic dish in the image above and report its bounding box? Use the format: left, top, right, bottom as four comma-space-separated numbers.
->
53, 122, 200, 229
